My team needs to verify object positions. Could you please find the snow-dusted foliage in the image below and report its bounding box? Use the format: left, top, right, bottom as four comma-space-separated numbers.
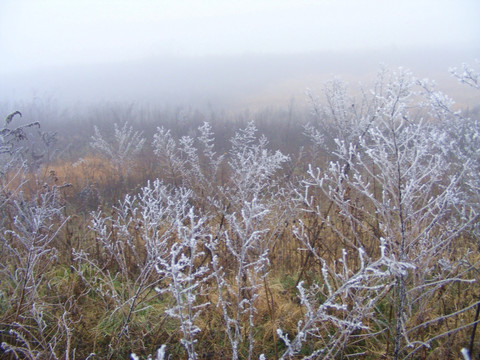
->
0, 185, 69, 359
208, 197, 272, 360
450, 60, 480, 90
154, 207, 211, 360
278, 242, 414, 359
448, 62, 480, 246
288, 67, 479, 359
226, 121, 289, 201
418, 62, 480, 267
153, 120, 291, 358
0, 112, 72, 359
152, 126, 186, 186
90, 121, 145, 177
304, 67, 389, 154
152, 122, 224, 193
206, 122, 290, 360
0, 112, 39, 195
3, 63, 479, 359
75, 179, 210, 359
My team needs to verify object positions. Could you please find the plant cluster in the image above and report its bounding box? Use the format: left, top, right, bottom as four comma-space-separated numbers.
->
0, 64, 479, 359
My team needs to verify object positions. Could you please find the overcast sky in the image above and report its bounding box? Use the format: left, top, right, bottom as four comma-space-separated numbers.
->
1, 0, 479, 75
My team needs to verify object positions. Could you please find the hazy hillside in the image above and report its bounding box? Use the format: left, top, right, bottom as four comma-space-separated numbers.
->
1, 46, 478, 110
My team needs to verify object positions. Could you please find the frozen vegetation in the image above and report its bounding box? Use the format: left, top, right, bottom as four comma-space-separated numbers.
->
0, 64, 479, 359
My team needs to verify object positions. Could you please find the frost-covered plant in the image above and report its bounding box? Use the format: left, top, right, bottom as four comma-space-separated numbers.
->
208, 198, 271, 360
0, 186, 68, 359
443, 62, 480, 243
304, 68, 387, 156
197, 121, 224, 177
278, 241, 414, 359
226, 121, 289, 203
294, 67, 478, 359
3, 187, 66, 319
297, 70, 391, 284
0, 111, 40, 158
90, 121, 145, 179
0, 112, 40, 200
0, 112, 71, 359
450, 60, 480, 90
155, 208, 210, 360
152, 127, 186, 186
77, 179, 210, 358
205, 122, 290, 360
74, 180, 186, 348
1, 302, 91, 360
153, 120, 292, 357
152, 122, 224, 195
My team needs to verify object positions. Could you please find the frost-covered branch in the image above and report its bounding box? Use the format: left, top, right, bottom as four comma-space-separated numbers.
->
450, 61, 480, 90
90, 121, 145, 177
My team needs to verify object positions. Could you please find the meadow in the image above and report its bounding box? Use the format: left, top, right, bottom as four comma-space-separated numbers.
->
0, 64, 479, 359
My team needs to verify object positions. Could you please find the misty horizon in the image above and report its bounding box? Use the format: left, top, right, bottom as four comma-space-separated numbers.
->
1, 1, 479, 111
1, 46, 479, 111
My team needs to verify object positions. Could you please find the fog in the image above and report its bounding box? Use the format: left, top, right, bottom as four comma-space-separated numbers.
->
1, 1, 479, 110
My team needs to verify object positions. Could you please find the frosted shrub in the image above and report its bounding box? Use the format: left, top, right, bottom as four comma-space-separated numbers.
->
152, 122, 224, 203
305, 67, 389, 156
152, 127, 186, 186
208, 197, 271, 360
291, 67, 478, 359
76, 179, 210, 358
0, 112, 73, 359
445, 62, 480, 244
90, 121, 145, 179
155, 207, 210, 360
205, 122, 290, 360
450, 60, 480, 90
153, 120, 291, 359
278, 241, 414, 359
